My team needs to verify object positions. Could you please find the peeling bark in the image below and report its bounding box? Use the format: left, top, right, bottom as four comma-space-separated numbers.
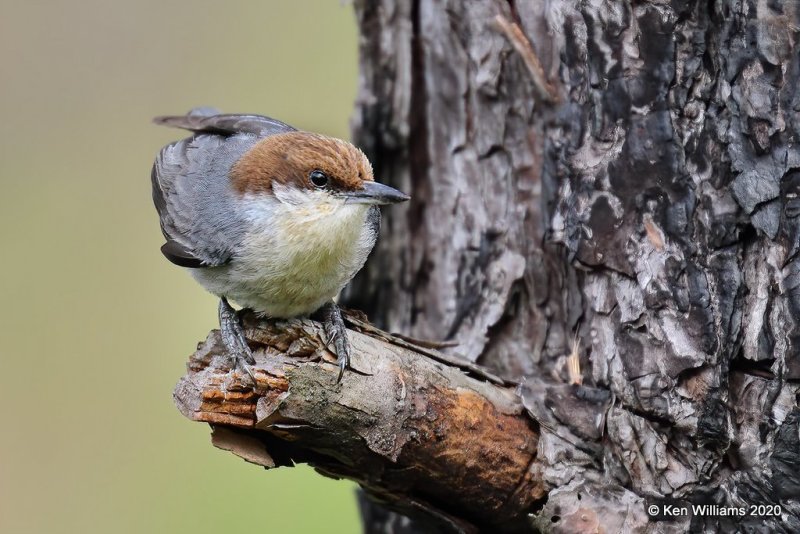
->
174, 313, 542, 532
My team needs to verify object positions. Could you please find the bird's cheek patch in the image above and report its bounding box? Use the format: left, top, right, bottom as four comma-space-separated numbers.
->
293, 204, 335, 219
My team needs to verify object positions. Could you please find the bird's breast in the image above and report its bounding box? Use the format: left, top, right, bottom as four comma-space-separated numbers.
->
195, 195, 378, 317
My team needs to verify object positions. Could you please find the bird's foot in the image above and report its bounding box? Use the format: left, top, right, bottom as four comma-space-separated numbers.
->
319, 302, 350, 383
218, 297, 257, 385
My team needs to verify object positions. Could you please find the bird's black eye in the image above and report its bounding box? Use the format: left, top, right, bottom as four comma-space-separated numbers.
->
309, 170, 329, 188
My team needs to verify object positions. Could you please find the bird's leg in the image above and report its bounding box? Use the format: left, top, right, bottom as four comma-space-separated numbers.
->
218, 297, 256, 382
319, 301, 350, 382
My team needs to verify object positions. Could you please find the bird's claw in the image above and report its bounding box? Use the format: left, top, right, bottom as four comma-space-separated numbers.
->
219, 297, 257, 386
321, 302, 350, 383
334, 333, 349, 383
232, 350, 257, 383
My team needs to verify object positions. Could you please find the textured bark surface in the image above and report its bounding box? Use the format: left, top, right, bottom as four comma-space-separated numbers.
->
345, 0, 800, 532
174, 313, 542, 532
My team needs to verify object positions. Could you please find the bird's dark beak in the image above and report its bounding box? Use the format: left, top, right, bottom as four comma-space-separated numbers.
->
345, 181, 410, 205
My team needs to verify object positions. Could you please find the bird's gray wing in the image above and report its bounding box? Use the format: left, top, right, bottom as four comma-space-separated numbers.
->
151, 135, 241, 267
153, 107, 297, 137
151, 109, 297, 268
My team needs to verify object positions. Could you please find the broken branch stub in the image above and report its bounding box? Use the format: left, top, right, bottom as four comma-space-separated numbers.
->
173, 313, 544, 531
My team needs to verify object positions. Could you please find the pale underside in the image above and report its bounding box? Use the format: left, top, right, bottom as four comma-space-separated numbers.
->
191, 185, 379, 318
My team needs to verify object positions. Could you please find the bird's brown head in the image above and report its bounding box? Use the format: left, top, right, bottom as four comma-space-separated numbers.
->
230, 132, 409, 205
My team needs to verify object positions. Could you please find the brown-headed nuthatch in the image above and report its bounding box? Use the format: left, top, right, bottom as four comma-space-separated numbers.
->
151, 108, 409, 382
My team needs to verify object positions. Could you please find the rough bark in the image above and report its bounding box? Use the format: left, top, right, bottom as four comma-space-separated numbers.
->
342, 0, 800, 532
174, 312, 543, 532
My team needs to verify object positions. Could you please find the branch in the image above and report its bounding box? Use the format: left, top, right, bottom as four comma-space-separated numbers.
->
173, 312, 544, 532
492, 15, 560, 104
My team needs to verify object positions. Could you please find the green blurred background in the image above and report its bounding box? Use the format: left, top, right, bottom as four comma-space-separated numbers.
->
0, 2, 361, 533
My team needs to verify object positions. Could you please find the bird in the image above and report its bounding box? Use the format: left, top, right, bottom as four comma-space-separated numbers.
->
151, 107, 409, 382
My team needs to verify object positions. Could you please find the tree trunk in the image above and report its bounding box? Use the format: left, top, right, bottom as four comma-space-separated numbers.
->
343, 0, 800, 532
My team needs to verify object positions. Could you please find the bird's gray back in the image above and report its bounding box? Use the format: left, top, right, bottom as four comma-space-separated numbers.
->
152, 133, 256, 266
